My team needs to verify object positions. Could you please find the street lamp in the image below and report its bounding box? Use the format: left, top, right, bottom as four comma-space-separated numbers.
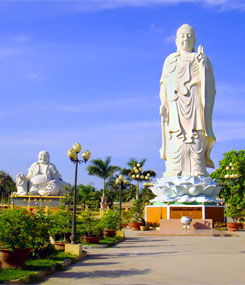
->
129, 164, 151, 200
67, 142, 91, 244
115, 175, 128, 230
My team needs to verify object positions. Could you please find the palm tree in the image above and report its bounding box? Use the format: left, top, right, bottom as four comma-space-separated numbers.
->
123, 185, 136, 202
87, 156, 120, 195
77, 184, 96, 208
121, 158, 156, 200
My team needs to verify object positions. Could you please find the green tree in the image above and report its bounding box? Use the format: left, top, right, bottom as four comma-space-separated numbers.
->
140, 186, 156, 204
0, 171, 16, 201
122, 185, 136, 202
87, 156, 120, 195
210, 150, 245, 207
77, 184, 97, 208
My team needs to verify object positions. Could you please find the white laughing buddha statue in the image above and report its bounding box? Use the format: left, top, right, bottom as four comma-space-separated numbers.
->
16, 151, 67, 196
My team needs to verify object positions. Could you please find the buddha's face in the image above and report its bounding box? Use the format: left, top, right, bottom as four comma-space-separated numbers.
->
38, 151, 50, 164
176, 27, 196, 52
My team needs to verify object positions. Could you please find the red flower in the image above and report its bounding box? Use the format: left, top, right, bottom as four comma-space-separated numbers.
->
29, 208, 33, 211
1, 242, 4, 245
24, 211, 28, 214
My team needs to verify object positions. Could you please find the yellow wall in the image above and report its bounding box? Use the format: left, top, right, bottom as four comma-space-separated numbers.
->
146, 206, 167, 225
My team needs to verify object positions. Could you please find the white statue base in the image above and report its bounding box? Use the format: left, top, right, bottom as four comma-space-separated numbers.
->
150, 176, 221, 204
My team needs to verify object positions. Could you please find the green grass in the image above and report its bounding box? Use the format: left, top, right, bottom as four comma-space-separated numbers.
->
0, 269, 38, 283
0, 251, 76, 283
82, 236, 123, 246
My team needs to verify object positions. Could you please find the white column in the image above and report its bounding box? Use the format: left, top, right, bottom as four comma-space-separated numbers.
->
202, 204, 206, 219
167, 205, 171, 219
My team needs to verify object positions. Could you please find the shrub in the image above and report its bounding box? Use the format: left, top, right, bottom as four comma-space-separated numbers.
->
77, 209, 102, 237
129, 199, 143, 222
100, 210, 120, 230
49, 210, 72, 242
0, 208, 53, 258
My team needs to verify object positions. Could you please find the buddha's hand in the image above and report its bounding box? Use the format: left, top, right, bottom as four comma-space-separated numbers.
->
196, 45, 205, 65
160, 104, 168, 122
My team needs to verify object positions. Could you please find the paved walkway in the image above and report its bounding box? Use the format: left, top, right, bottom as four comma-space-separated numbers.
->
40, 230, 245, 285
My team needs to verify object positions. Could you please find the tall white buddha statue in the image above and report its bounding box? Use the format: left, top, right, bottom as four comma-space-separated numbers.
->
16, 151, 67, 196
151, 24, 220, 203
159, 24, 216, 177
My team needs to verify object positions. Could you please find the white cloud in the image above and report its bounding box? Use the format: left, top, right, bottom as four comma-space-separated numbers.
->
215, 81, 245, 115
214, 120, 245, 142
58, 0, 245, 13
203, 0, 245, 12
164, 34, 176, 44
25, 73, 46, 81
56, 95, 157, 114
150, 23, 165, 34
0, 47, 21, 59
11, 35, 29, 44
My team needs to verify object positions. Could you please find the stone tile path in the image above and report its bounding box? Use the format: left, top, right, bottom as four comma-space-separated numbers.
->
40, 230, 245, 284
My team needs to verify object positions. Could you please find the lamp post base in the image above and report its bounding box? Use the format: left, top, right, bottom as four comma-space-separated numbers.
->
65, 244, 84, 257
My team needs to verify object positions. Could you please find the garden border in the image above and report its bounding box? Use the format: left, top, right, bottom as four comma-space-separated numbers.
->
3, 251, 87, 284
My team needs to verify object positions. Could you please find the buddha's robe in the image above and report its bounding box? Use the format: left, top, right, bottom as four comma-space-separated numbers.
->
160, 52, 216, 176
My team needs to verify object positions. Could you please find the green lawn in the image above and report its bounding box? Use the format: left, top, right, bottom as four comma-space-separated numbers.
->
0, 251, 75, 283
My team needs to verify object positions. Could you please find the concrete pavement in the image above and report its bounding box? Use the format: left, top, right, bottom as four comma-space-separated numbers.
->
40, 230, 245, 284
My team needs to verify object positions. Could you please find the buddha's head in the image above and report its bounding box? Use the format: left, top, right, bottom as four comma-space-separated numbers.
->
38, 151, 50, 164
176, 24, 196, 53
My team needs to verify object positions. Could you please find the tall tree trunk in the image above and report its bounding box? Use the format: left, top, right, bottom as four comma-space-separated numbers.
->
136, 180, 139, 200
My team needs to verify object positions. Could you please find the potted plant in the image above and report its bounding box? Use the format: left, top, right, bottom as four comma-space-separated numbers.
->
100, 209, 120, 237
225, 203, 242, 231
77, 209, 102, 243
49, 210, 72, 250
128, 199, 143, 231
121, 210, 130, 228
0, 208, 52, 267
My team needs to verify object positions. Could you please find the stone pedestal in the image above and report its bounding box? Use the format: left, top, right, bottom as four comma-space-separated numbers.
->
145, 204, 224, 226
10, 195, 66, 213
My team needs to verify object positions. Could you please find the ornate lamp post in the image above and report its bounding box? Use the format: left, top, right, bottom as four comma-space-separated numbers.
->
67, 142, 91, 244
223, 163, 240, 180
129, 163, 151, 200
115, 175, 128, 230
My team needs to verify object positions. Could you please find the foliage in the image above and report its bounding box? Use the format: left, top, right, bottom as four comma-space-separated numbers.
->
210, 150, 245, 206
100, 209, 120, 230
81, 236, 122, 246
30, 209, 54, 258
77, 209, 102, 237
123, 185, 136, 202
60, 185, 73, 207
121, 210, 131, 224
77, 184, 98, 208
0, 209, 36, 251
98, 236, 122, 245
87, 156, 120, 195
0, 208, 53, 258
0, 170, 16, 195
140, 186, 156, 204
225, 203, 243, 223
129, 199, 143, 222
49, 210, 72, 242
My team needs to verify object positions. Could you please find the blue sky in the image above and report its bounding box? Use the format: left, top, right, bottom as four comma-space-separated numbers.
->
0, 0, 244, 189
